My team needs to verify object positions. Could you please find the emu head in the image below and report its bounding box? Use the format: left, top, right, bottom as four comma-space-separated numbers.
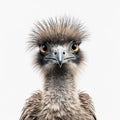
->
29, 17, 86, 76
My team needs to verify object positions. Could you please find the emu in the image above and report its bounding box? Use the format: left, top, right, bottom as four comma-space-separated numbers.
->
20, 17, 96, 120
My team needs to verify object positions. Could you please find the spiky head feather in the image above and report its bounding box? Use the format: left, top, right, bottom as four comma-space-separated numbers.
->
29, 17, 86, 49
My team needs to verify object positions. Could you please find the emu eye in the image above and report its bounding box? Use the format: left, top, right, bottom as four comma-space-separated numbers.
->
71, 43, 79, 52
40, 44, 48, 53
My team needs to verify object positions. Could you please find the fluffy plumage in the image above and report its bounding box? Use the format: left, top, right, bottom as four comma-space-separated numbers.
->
29, 17, 86, 48
20, 17, 96, 120
20, 91, 96, 120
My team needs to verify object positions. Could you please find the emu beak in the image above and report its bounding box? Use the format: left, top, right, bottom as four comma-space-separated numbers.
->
56, 47, 64, 67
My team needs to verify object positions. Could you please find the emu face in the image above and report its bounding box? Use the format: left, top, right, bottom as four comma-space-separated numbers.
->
30, 17, 86, 70
37, 40, 82, 68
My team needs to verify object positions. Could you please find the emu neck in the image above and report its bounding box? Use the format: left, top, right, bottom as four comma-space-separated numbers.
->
41, 64, 81, 119
44, 64, 76, 96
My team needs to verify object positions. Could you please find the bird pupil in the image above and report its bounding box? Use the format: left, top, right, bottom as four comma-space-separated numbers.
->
72, 43, 77, 50
42, 44, 47, 51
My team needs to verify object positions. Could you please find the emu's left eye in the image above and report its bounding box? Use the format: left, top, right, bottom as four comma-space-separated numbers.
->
40, 44, 48, 53
70, 43, 79, 52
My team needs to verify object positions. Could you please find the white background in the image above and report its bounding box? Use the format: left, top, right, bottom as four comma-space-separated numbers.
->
0, 0, 120, 119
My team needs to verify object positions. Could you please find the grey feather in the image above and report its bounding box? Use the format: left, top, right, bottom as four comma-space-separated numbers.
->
20, 91, 96, 120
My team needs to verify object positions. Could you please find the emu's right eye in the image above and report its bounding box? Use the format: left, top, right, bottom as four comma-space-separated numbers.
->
40, 44, 48, 53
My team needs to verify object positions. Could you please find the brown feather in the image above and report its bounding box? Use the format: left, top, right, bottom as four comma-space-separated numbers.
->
29, 17, 87, 50
20, 91, 96, 120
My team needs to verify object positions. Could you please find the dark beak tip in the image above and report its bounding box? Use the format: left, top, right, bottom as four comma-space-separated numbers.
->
58, 60, 62, 67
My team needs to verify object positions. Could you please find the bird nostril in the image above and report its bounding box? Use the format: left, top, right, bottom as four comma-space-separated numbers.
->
54, 52, 57, 55
63, 52, 65, 55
